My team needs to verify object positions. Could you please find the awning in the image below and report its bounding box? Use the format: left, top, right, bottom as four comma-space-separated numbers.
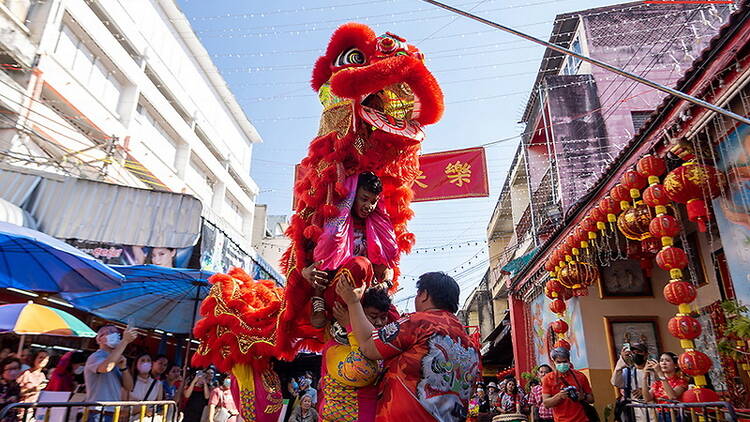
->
0, 198, 37, 229
501, 247, 539, 277
0, 166, 202, 248
480, 311, 513, 366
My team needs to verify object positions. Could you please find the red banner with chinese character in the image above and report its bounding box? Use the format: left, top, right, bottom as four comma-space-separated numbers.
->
412, 147, 489, 202
292, 147, 488, 208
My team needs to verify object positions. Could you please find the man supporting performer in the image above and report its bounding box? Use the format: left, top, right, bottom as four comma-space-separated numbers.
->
337, 272, 481, 422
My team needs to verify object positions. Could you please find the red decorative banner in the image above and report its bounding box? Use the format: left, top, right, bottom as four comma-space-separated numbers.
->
292, 147, 489, 208
412, 147, 489, 202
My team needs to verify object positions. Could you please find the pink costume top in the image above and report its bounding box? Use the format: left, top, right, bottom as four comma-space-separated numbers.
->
317, 325, 380, 422
314, 174, 399, 271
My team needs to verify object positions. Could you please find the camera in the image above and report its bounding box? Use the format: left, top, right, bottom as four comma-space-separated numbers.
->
563, 385, 579, 401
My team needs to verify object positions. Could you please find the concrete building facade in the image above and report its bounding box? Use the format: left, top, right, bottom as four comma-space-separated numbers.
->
464, 0, 734, 388
0, 0, 260, 244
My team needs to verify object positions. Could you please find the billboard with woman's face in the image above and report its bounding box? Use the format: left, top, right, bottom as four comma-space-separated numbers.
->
66, 239, 193, 268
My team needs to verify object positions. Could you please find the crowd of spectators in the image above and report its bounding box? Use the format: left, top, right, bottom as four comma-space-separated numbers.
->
0, 325, 243, 422
468, 344, 695, 422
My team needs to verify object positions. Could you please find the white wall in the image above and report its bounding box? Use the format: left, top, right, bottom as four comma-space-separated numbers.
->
3, 0, 262, 242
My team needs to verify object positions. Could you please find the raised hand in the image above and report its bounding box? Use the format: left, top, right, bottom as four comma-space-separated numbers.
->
335, 277, 365, 305
302, 261, 328, 290
332, 302, 350, 327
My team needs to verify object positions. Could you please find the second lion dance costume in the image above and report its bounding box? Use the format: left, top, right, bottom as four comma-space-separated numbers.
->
191, 22, 444, 422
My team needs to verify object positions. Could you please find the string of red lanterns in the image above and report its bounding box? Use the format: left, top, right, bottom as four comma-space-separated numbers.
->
542, 151, 725, 401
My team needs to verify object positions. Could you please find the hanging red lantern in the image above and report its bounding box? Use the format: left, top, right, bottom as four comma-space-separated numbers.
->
617, 202, 653, 241
611, 184, 632, 210
663, 281, 697, 305
566, 234, 579, 251
649, 214, 681, 238
558, 261, 598, 289
599, 196, 621, 226
545, 258, 557, 273
589, 206, 608, 233
551, 320, 569, 334
664, 162, 722, 232
549, 299, 566, 315
582, 215, 598, 240
545, 279, 564, 299
643, 184, 671, 209
679, 350, 713, 376
622, 169, 648, 199
575, 227, 589, 247
681, 387, 721, 403
656, 246, 688, 271
554, 339, 571, 350
668, 315, 702, 340
641, 236, 662, 255
637, 155, 667, 185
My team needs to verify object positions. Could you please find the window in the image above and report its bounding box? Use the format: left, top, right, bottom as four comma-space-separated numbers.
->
186, 157, 214, 203
560, 37, 583, 76
224, 194, 244, 231
631, 111, 653, 133
136, 103, 179, 169
54, 23, 123, 113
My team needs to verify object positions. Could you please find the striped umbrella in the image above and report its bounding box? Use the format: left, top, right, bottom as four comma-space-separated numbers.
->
0, 302, 96, 353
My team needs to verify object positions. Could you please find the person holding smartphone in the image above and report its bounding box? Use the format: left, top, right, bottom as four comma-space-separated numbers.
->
611, 343, 650, 422
641, 353, 688, 422
183, 368, 214, 422
84, 325, 138, 421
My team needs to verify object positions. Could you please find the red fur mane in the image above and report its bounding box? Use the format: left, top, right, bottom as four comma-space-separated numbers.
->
278, 23, 444, 356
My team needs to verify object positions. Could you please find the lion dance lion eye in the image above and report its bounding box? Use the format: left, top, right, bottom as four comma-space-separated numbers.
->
335, 48, 366, 66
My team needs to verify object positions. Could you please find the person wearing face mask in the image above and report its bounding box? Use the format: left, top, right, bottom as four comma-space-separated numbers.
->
208, 377, 239, 422
84, 325, 138, 420
126, 353, 163, 422
611, 343, 651, 422
542, 347, 596, 422
47, 351, 87, 392
0, 357, 21, 422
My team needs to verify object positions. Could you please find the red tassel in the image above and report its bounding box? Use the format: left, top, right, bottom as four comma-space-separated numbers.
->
686, 199, 709, 232
303, 225, 322, 241
320, 204, 338, 218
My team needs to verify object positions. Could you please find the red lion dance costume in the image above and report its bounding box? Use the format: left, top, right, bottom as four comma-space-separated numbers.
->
279, 22, 444, 354
192, 23, 444, 421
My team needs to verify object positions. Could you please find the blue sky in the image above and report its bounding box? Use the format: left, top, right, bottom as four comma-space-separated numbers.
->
175, 0, 617, 312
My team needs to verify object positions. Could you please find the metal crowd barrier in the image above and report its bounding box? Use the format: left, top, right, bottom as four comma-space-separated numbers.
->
0, 400, 179, 422
627, 401, 750, 422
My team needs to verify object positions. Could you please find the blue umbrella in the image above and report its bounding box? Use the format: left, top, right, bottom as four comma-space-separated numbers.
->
62, 265, 214, 334
0, 221, 124, 292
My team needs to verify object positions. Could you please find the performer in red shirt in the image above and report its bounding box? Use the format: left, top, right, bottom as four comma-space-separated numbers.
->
542, 347, 596, 422
337, 271, 481, 422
